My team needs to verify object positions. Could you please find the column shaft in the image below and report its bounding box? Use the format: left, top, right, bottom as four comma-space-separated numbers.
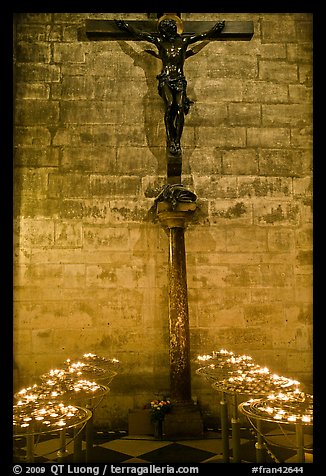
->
168, 226, 191, 402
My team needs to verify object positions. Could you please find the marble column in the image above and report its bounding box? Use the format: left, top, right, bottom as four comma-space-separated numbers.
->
157, 200, 203, 437
157, 201, 195, 402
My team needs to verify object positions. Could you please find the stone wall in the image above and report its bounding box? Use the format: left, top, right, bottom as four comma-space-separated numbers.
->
13, 12, 312, 428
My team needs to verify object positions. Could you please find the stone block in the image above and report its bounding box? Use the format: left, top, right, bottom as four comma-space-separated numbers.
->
16, 83, 50, 100
196, 126, 246, 147
287, 44, 312, 63
223, 264, 262, 287
228, 103, 261, 126
14, 147, 60, 167
247, 127, 290, 148
15, 22, 50, 42
295, 226, 312, 249
15, 100, 59, 125
164, 404, 204, 438
299, 65, 312, 87
109, 199, 154, 224
293, 177, 312, 196
226, 227, 267, 252
186, 103, 228, 127
62, 147, 116, 173
116, 147, 158, 176
260, 263, 295, 288
187, 227, 226, 252
16, 198, 61, 219
58, 173, 90, 198
193, 176, 237, 199
14, 169, 49, 197
83, 226, 130, 250
53, 43, 86, 63
207, 54, 258, 79
261, 19, 297, 43
243, 303, 284, 326
259, 149, 312, 177
54, 222, 83, 248
128, 409, 153, 435
288, 85, 312, 103
188, 264, 230, 289
262, 104, 312, 127
188, 148, 222, 175
243, 81, 288, 103
60, 101, 120, 124
90, 175, 141, 197
15, 63, 61, 82
238, 177, 292, 198
296, 20, 313, 43
253, 201, 300, 226
53, 125, 119, 147
16, 41, 51, 63
290, 127, 312, 149
222, 149, 258, 175
267, 229, 295, 252
209, 200, 252, 224
14, 126, 52, 146
17, 218, 55, 247
194, 78, 244, 102
16, 13, 52, 23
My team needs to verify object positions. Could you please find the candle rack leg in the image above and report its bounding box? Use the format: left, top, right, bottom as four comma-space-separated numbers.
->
255, 419, 265, 463
296, 423, 305, 463
85, 406, 94, 463
73, 425, 83, 462
231, 394, 241, 463
220, 393, 229, 463
26, 434, 34, 463
57, 429, 69, 461
231, 417, 241, 462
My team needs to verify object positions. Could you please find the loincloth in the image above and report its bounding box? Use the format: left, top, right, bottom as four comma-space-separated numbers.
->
156, 72, 193, 114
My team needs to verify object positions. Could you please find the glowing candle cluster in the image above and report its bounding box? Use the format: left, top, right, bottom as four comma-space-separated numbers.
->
196, 348, 301, 396
212, 370, 300, 395
14, 352, 119, 438
15, 379, 106, 405
13, 401, 91, 435
39, 358, 117, 387
81, 353, 120, 370
64, 361, 108, 378
240, 392, 313, 425
196, 349, 262, 383
16, 383, 66, 403
63, 358, 118, 385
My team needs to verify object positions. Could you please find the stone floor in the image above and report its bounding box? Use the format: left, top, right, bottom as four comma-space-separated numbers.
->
13, 428, 313, 464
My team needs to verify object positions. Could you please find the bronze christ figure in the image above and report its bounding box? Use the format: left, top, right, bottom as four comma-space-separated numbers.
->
115, 18, 225, 157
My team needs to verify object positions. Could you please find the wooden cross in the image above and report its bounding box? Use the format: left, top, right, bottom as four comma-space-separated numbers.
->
82, 15, 254, 183
84, 18, 254, 41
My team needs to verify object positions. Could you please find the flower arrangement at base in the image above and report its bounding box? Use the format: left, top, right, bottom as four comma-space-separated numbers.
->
150, 399, 172, 422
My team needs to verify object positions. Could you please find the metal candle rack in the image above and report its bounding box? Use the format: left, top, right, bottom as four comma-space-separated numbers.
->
13, 401, 92, 463
13, 353, 119, 463
195, 350, 307, 463
239, 393, 313, 463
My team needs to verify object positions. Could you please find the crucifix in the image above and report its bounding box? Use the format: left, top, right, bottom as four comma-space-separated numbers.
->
83, 13, 254, 436
84, 14, 253, 183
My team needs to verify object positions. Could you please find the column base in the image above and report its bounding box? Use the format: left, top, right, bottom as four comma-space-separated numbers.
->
164, 402, 204, 439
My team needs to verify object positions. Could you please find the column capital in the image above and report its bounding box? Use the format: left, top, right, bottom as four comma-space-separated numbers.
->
156, 201, 196, 228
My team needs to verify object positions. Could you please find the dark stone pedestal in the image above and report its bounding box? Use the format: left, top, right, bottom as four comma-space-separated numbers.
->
163, 402, 204, 439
